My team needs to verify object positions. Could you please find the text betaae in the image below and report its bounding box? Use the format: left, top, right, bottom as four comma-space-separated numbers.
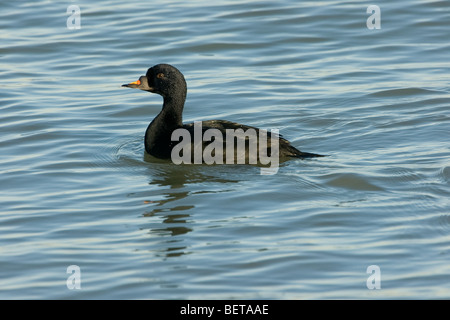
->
225, 304, 269, 315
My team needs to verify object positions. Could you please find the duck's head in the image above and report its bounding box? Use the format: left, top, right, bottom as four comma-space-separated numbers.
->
122, 64, 186, 99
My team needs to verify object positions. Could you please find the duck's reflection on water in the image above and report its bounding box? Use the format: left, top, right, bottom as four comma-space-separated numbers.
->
140, 154, 241, 257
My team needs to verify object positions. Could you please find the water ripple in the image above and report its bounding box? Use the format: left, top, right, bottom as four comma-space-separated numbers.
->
1, 0, 449, 299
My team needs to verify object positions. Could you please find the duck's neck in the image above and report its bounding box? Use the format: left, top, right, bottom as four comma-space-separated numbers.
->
159, 94, 185, 127
145, 90, 186, 157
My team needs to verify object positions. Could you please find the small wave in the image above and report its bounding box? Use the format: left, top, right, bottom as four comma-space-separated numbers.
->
369, 87, 443, 98
440, 166, 450, 183
323, 172, 384, 191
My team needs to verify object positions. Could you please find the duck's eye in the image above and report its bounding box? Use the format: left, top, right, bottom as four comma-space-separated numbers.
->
157, 73, 164, 79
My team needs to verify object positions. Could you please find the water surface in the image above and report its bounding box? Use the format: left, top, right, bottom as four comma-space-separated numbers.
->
0, 0, 449, 299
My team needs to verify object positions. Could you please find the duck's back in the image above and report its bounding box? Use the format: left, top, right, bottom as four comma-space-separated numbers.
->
181, 120, 324, 161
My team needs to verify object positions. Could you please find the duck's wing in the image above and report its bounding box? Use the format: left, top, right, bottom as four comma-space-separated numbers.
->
183, 120, 324, 159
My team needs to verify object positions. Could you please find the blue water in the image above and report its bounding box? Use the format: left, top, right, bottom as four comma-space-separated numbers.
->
0, 0, 449, 299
